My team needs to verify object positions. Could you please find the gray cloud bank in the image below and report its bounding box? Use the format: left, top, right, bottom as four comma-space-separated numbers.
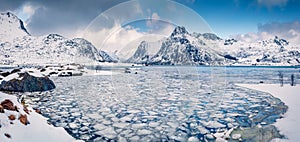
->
0, 0, 127, 37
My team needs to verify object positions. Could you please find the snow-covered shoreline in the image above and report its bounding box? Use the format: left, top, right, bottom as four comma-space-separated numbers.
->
237, 84, 300, 142
0, 92, 81, 142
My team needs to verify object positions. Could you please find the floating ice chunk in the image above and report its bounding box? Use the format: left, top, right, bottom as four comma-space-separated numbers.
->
205, 134, 216, 140
129, 135, 140, 141
232, 133, 241, 140
95, 127, 117, 139
113, 122, 129, 129
187, 136, 200, 142
120, 114, 134, 122
131, 123, 147, 129
137, 129, 152, 135
202, 121, 226, 129
102, 119, 112, 125
118, 136, 127, 142
71, 112, 81, 117
197, 126, 209, 134
69, 123, 78, 129
149, 122, 160, 127
93, 123, 106, 131
86, 113, 103, 119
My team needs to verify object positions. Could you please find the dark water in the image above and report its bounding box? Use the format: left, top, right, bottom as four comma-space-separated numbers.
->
25, 66, 299, 141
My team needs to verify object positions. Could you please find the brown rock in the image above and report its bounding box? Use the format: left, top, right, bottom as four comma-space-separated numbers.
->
23, 106, 29, 114
4, 133, 11, 138
35, 109, 41, 114
8, 115, 16, 120
0, 99, 16, 111
0, 104, 4, 113
19, 114, 29, 125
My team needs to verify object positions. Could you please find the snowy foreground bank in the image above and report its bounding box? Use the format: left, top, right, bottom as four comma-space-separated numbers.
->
0, 92, 82, 142
237, 84, 300, 142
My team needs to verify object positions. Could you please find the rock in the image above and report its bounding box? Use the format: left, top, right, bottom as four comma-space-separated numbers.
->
19, 114, 29, 125
1, 99, 17, 111
35, 109, 41, 114
0, 72, 56, 92
58, 72, 72, 77
0, 104, 4, 113
48, 72, 58, 76
40, 68, 46, 72
8, 114, 16, 120
4, 133, 11, 138
125, 68, 131, 73
0, 71, 10, 77
23, 106, 29, 114
11, 68, 21, 74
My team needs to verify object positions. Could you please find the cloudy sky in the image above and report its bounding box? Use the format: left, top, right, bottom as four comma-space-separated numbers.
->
0, 0, 299, 54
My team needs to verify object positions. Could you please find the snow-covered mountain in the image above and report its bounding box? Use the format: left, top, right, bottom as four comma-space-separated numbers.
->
0, 12, 114, 65
126, 39, 163, 64
128, 26, 300, 66
221, 36, 300, 65
127, 41, 150, 64
128, 26, 226, 65
0, 12, 29, 40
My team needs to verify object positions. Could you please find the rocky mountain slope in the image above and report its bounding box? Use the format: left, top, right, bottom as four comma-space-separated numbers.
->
0, 12, 114, 65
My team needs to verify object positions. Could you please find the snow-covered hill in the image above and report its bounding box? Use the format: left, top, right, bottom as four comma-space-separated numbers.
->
128, 26, 300, 66
0, 12, 114, 65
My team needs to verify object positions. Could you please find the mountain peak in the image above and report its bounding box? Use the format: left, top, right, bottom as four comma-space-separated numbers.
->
2, 12, 16, 18
273, 36, 288, 46
0, 12, 30, 36
201, 33, 222, 40
171, 26, 188, 37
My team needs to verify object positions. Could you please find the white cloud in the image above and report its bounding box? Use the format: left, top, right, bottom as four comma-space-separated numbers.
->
233, 21, 300, 45
257, 0, 288, 8
233, 32, 273, 43
146, 12, 161, 27
14, 3, 40, 25
77, 21, 174, 60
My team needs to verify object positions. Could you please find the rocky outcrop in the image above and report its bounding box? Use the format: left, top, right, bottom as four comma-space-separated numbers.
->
0, 72, 55, 92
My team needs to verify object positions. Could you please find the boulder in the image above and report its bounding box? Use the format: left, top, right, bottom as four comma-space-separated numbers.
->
8, 114, 16, 120
19, 114, 29, 125
0, 71, 10, 77
1, 99, 17, 111
0, 72, 56, 92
